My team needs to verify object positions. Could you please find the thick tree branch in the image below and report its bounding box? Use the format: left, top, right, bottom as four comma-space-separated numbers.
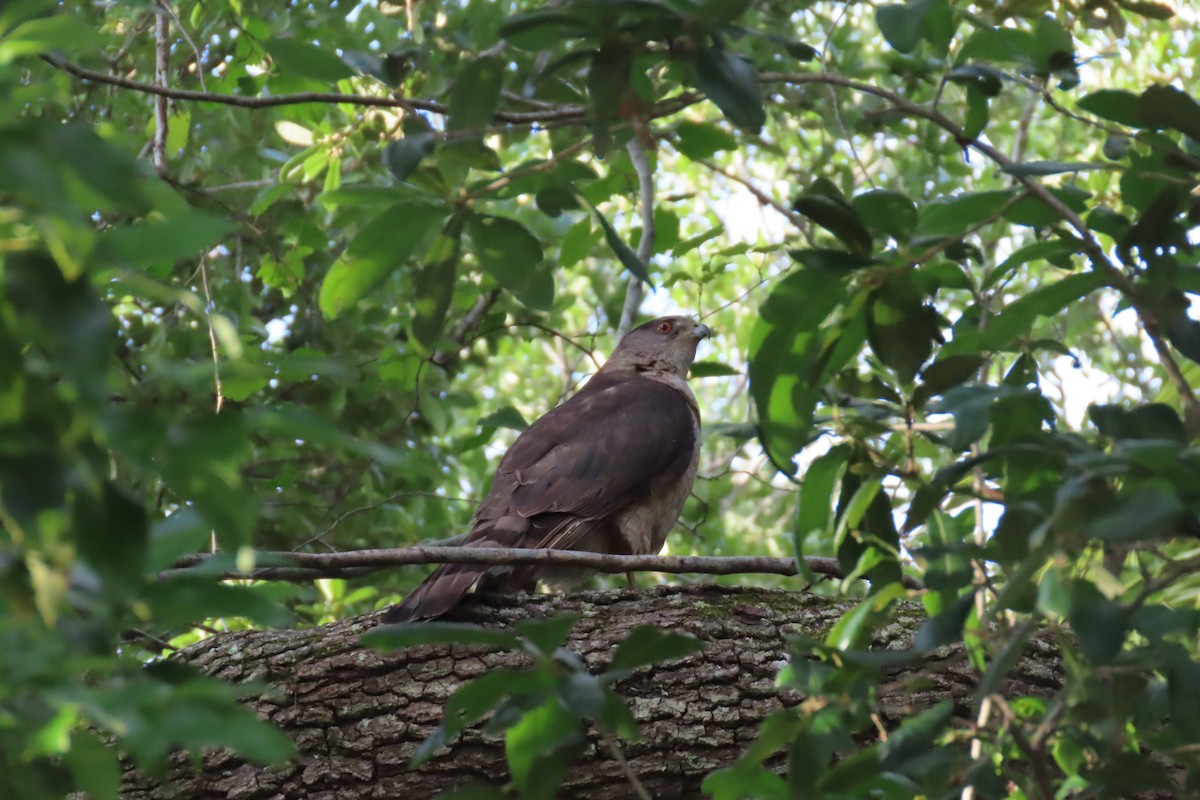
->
119, 586, 1059, 800
166, 546, 924, 589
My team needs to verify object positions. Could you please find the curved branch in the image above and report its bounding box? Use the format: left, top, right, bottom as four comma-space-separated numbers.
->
43, 55, 703, 131
166, 546, 924, 589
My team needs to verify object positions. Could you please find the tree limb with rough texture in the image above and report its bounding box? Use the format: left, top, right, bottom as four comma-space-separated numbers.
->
120, 586, 1062, 799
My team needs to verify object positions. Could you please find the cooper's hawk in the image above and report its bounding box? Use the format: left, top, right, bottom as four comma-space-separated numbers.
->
382, 315, 710, 622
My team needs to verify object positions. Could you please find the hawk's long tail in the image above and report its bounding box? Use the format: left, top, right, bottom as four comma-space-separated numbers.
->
380, 564, 485, 623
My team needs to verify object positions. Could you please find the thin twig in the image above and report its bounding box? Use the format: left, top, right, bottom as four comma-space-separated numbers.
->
432, 288, 503, 368
600, 728, 652, 800
691, 154, 802, 226
617, 136, 655, 339
152, 2, 169, 174
164, 547, 925, 588
197, 257, 224, 414
461, 139, 590, 201
293, 490, 478, 552
157, 0, 207, 92
991, 695, 1057, 800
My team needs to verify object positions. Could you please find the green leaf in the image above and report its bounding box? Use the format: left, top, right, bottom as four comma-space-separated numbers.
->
505, 699, 586, 800
515, 614, 579, 655
927, 385, 1002, 451
65, 730, 121, 800
74, 483, 147, 589
363, 621, 521, 650
558, 672, 606, 718
918, 512, 977, 590
1085, 483, 1185, 543
867, 274, 939, 384
101, 211, 231, 272
704, 765, 792, 800
318, 203, 448, 319
1078, 89, 1143, 126
1029, 16, 1076, 81
674, 224, 724, 257
448, 56, 504, 133
465, 214, 551, 309
608, 626, 704, 673
479, 406, 528, 431
789, 249, 877, 271
749, 269, 856, 471
944, 271, 1106, 356
693, 46, 765, 132
917, 354, 984, 401
879, 700, 954, 769
1068, 582, 1127, 664
916, 190, 1014, 237
574, 193, 652, 285
852, 190, 918, 240
1088, 403, 1186, 442
411, 214, 465, 348
559, 215, 594, 268
947, 63, 1005, 97
912, 591, 975, 652
0, 13, 102, 64
587, 42, 632, 155
384, 133, 437, 182
1137, 84, 1200, 140
689, 361, 740, 378
597, 688, 640, 740
876, 0, 951, 54
793, 189, 873, 255
500, 9, 580, 50
674, 121, 739, 160
143, 577, 291, 628
796, 445, 850, 560
826, 583, 907, 651
430, 669, 551, 753
264, 38, 354, 83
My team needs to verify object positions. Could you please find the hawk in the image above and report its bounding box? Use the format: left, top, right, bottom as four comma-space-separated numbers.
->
382, 315, 711, 623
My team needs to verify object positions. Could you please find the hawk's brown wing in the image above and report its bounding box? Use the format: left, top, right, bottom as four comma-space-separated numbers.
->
382, 372, 697, 622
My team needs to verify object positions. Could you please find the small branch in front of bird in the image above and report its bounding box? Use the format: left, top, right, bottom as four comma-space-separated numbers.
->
461, 321, 604, 370
165, 547, 924, 589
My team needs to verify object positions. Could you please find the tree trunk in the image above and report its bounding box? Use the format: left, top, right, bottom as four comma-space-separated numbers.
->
120, 585, 1062, 799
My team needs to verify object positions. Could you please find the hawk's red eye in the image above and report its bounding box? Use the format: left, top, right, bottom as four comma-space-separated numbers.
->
655, 321, 674, 334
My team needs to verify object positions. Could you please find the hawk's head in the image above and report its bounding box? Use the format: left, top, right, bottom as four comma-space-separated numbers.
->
607, 315, 712, 377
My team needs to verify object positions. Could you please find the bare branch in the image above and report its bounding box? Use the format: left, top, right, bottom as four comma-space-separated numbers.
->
617, 136, 655, 339
165, 546, 924, 588
151, 2, 169, 175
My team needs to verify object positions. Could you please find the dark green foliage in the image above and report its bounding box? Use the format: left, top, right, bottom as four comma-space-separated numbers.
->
4, 0, 1200, 798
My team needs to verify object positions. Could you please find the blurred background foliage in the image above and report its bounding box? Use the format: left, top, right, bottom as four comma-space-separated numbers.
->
3, 0, 1200, 796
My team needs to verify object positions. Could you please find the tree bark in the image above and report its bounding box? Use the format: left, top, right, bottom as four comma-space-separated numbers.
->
120, 585, 1063, 800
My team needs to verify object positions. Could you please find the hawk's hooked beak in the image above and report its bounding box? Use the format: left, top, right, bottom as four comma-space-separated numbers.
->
693, 323, 712, 340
